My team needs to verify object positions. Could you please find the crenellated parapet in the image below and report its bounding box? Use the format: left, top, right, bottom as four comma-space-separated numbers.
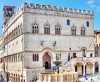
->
23, 2, 94, 16
3, 2, 94, 30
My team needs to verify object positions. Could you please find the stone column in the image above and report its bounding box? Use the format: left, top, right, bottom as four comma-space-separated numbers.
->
83, 64, 86, 76
48, 75, 51, 82
93, 63, 95, 75
60, 75, 63, 82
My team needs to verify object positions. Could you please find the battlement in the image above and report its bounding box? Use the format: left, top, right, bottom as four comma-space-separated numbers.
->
24, 2, 94, 15
3, 2, 94, 29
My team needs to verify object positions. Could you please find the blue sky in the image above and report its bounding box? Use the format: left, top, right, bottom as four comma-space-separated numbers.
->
0, 0, 100, 35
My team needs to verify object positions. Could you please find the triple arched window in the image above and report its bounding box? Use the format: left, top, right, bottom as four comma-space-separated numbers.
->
81, 26, 85, 36
55, 23, 61, 35
44, 21, 50, 34
71, 24, 76, 36
32, 20, 88, 36
33, 54, 39, 61
32, 23, 39, 34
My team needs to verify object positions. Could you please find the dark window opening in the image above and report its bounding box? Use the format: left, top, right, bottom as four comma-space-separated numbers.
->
67, 19, 70, 26
90, 53, 93, 57
55, 28, 61, 35
86, 21, 89, 27
73, 53, 77, 58
75, 65, 77, 72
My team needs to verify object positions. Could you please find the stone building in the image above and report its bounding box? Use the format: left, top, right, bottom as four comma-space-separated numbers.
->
0, 3, 99, 82
95, 30, 100, 57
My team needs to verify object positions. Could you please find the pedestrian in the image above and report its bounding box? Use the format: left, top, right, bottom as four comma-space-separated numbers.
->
0, 74, 4, 82
91, 78, 94, 82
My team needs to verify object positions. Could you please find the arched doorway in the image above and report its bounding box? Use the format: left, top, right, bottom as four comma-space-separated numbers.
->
75, 63, 83, 76
85, 62, 93, 75
43, 52, 51, 69
95, 62, 99, 73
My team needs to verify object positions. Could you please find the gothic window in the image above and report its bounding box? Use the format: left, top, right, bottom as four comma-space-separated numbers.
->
81, 26, 85, 36
32, 23, 39, 34
86, 21, 89, 27
33, 54, 39, 61
44, 21, 50, 34
55, 28, 61, 35
67, 19, 70, 26
71, 25, 76, 35
90, 53, 93, 57
55, 23, 61, 35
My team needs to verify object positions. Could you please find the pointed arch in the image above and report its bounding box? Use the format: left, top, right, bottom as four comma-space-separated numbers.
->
81, 26, 85, 36
44, 21, 50, 34
55, 22, 61, 35
32, 21, 39, 34
71, 24, 76, 35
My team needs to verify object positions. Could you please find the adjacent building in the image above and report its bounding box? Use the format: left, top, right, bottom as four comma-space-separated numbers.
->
0, 3, 99, 82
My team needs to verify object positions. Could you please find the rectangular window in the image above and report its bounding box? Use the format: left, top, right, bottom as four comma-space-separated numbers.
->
73, 53, 77, 58
82, 49, 86, 57
56, 54, 61, 60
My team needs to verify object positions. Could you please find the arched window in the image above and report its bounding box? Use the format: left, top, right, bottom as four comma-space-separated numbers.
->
90, 53, 93, 57
81, 26, 85, 36
71, 24, 76, 35
33, 54, 39, 61
32, 23, 39, 34
95, 62, 99, 73
86, 21, 89, 27
67, 19, 70, 26
55, 23, 61, 35
44, 21, 50, 34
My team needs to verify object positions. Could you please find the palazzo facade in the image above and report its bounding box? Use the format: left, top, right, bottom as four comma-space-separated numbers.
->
0, 3, 99, 82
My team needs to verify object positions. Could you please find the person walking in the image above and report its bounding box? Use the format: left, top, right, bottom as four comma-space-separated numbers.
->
0, 74, 5, 82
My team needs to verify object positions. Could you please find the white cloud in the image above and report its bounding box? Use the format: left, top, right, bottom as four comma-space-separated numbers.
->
86, 0, 100, 13
87, 0, 95, 4
86, 0, 97, 8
